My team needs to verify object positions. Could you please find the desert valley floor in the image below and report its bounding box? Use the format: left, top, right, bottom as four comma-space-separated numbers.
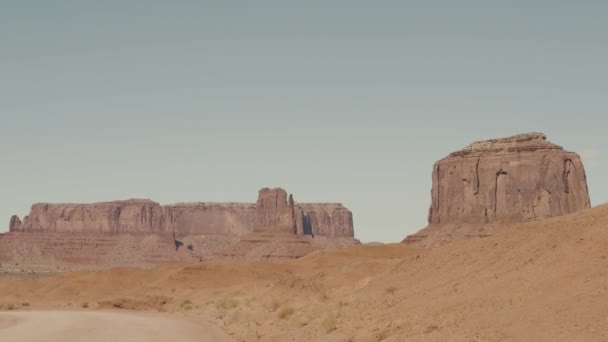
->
1, 204, 607, 341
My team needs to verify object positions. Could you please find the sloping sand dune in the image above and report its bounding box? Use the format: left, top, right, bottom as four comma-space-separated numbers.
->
1, 204, 607, 341
0, 311, 228, 342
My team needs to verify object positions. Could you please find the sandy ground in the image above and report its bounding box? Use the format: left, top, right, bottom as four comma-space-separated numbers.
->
1, 204, 608, 341
0, 310, 229, 342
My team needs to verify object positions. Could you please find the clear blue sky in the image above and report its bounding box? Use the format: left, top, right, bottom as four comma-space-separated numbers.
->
1, 1, 606, 242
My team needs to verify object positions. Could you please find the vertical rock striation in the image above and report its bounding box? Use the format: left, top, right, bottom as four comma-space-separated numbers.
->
254, 188, 297, 233
404, 133, 591, 247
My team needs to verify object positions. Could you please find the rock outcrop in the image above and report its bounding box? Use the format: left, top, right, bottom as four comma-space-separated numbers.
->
164, 203, 256, 237
254, 188, 297, 234
404, 133, 591, 247
14, 200, 167, 235
295, 204, 354, 238
2, 187, 357, 267
9, 215, 21, 231
8, 188, 355, 239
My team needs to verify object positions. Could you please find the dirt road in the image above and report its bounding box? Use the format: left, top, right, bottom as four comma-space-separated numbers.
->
0, 311, 229, 342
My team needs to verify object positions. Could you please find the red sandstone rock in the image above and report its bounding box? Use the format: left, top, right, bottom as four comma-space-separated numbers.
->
15, 200, 167, 235
404, 133, 591, 247
8, 188, 355, 239
254, 188, 297, 234
9, 215, 21, 232
295, 204, 354, 237
164, 203, 256, 237
2, 187, 356, 266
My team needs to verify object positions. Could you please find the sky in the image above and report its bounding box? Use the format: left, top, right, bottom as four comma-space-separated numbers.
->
1, 1, 606, 243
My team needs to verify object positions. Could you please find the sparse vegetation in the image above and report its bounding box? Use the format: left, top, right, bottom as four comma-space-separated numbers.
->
216, 297, 239, 311
21, 302, 30, 307
278, 306, 295, 319
269, 299, 281, 312
385, 286, 398, 295
321, 315, 338, 333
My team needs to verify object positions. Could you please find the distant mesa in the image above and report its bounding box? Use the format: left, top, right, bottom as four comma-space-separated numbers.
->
8, 187, 354, 239
1, 187, 356, 267
404, 133, 591, 247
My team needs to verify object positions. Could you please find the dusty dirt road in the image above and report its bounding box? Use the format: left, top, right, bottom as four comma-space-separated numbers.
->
0, 310, 229, 342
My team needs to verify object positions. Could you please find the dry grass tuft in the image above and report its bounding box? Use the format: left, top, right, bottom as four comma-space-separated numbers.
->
321, 314, 338, 333
216, 297, 239, 311
278, 306, 295, 319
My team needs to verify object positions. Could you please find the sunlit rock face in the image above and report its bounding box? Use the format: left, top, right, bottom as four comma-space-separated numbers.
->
404, 133, 591, 247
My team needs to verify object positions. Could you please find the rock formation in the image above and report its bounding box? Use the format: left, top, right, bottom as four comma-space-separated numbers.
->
9, 215, 21, 231
404, 133, 591, 247
9, 188, 354, 239
295, 204, 354, 238
2, 187, 356, 267
164, 203, 256, 237
254, 188, 297, 234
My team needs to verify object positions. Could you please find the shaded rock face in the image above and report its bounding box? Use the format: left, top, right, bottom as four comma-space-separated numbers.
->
9, 188, 355, 239
9, 215, 21, 232
295, 204, 354, 238
405, 133, 591, 247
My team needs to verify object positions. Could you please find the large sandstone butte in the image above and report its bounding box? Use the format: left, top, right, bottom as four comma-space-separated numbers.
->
1, 187, 356, 267
404, 133, 591, 247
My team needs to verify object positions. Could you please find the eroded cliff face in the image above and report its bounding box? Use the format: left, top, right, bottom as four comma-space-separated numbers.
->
295, 204, 354, 238
405, 133, 591, 247
15, 200, 166, 235
9, 188, 355, 238
254, 188, 296, 234
9, 215, 21, 232
164, 203, 256, 236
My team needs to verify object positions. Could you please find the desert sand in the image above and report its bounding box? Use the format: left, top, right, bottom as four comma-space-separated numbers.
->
0, 311, 229, 342
1, 204, 608, 341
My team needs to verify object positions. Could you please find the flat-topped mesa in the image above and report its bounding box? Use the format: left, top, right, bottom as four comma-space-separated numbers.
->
253, 188, 297, 234
449, 132, 563, 157
15, 199, 167, 235
404, 132, 591, 247
8, 188, 355, 239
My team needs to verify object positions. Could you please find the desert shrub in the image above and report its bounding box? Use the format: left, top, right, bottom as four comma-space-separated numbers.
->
278, 306, 295, 319
217, 297, 239, 311
21, 302, 30, 307
385, 287, 398, 295
321, 315, 337, 333
81, 302, 89, 308
269, 299, 281, 312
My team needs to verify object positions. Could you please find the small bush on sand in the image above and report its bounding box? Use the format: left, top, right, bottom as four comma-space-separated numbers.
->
269, 299, 281, 312
81, 302, 89, 308
217, 298, 239, 311
278, 306, 295, 319
321, 315, 338, 333
385, 287, 398, 295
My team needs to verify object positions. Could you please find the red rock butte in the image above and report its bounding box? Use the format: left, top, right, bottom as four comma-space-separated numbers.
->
404, 133, 591, 247
1, 188, 356, 267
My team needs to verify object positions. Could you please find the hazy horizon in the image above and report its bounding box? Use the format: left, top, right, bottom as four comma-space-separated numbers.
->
2, 1, 607, 242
